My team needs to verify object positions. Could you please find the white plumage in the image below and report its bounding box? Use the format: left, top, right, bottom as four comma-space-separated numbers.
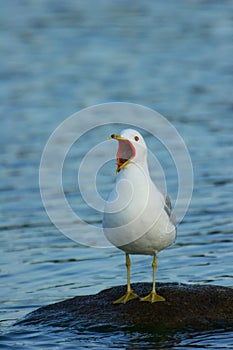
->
103, 129, 176, 303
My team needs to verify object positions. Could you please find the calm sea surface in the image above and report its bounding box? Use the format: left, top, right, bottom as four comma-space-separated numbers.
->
0, 1, 233, 349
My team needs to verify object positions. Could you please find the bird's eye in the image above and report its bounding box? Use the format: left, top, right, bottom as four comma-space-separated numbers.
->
134, 136, 139, 141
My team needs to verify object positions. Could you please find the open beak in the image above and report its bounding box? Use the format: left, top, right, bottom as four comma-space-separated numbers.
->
109, 134, 136, 174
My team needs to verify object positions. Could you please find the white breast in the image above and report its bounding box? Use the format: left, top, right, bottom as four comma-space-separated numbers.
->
103, 163, 176, 255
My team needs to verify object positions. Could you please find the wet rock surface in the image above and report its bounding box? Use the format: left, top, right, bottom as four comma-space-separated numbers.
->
18, 283, 233, 332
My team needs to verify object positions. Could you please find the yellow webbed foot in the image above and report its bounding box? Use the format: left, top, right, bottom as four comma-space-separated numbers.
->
140, 291, 165, 303
113, 290, 139, 304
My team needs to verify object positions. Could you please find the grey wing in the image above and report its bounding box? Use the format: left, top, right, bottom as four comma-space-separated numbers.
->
164, 194, 176, 226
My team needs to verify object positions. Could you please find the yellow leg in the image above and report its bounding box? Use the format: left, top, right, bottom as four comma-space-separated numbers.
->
113, 253, 139, 304
141, 254, 165, 303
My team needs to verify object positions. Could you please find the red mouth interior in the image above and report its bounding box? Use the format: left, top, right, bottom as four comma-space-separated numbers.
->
117, 140, 135, 169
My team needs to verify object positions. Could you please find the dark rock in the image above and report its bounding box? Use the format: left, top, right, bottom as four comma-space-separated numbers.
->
17, 283, 233, 332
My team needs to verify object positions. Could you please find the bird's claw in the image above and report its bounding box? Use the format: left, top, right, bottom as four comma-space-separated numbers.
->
140, 291, 165, 303
113, 290, 139, 304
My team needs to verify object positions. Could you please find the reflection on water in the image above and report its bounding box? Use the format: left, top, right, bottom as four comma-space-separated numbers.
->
0, 0, 232, 349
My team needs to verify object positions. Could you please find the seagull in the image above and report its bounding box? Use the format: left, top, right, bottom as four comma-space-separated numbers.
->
103, 129, 176, 304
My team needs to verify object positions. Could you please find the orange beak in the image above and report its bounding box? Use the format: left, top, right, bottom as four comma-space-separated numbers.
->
109, 134, 136, 174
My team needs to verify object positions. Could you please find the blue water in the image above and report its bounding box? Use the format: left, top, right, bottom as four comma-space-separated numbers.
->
1, 0, 233, 348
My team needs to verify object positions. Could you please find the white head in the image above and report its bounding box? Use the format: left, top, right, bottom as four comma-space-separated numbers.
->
110, 128, 148, 174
